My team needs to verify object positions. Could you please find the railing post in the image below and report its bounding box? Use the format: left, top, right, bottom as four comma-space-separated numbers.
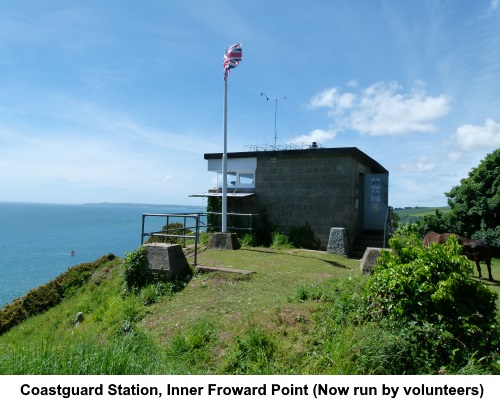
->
194, 214, 199, 266
141, 214, 146, 245
183, 216, 187, 247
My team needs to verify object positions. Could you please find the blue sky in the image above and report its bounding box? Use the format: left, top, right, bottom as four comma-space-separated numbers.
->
1, 0, 499, 208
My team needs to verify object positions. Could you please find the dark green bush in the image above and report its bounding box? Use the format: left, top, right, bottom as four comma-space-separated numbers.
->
144, 222, 190, 245
123, 247, 150, 291
289, 222, 321, 250
472, 226, 500, 256
0, 299, 26, 335
365, 235, 499, 370
123, 247, 192, 296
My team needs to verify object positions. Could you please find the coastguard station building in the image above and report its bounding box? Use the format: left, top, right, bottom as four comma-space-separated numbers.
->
191, 144, 389, 255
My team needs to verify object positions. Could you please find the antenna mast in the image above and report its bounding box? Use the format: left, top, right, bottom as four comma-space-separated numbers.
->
260, 93, 286, 148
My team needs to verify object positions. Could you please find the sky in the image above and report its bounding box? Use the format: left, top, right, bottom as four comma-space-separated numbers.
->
1, 0, 499, 208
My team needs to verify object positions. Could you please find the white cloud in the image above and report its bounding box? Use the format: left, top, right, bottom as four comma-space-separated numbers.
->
453, 118, 500, 150
289, 128, 337, 145
309, 88, 338, 108
395, 156, 437, 173
490, 0, 499, 12
308, 81, 450, 136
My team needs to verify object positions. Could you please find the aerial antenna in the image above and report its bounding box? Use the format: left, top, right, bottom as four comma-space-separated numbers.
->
260, 92, 286, 148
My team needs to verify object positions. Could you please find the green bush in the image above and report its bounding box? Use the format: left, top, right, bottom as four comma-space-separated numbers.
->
293, 265, 499, 374
239, 233, 258, 247
365, 235, 499, 370
144, 222, 192, 245
271, 231, 293, 249
206, 196, 221, 232
289, 222, 321, 250
472, 226, 500, 256
0, 299, 26, 335
123, 247, 150, 291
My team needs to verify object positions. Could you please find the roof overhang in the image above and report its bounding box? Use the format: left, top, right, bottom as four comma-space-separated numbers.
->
188, 192, 254, 198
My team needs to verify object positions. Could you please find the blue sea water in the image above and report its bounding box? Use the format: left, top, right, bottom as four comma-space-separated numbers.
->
0, 202, 204, 307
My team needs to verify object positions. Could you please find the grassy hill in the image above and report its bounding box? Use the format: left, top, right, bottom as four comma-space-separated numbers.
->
394, 206, 451, 224
1, 246, 499, 375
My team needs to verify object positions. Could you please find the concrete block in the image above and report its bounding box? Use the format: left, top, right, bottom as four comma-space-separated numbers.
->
143, 243, 191, 281
327, 227, 349, 255
360, 247, 391, 274
207, 233, 241, 250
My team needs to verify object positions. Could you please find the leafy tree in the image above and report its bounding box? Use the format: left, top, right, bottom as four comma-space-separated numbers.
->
395, 148, 500, 252
446, 148, 500, 250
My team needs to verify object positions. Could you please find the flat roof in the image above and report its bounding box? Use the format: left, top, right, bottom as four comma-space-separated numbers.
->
204, 147, 388, 174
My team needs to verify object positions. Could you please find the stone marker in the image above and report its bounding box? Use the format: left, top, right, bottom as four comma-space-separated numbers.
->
74, 311, 84, 326
360, 247, 391, 274
207, 233, 241, 250
143, 243, 191, 281
327, 227, 349, 255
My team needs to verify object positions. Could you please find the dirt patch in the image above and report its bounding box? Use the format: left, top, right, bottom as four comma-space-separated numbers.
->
90, 262, 117, 285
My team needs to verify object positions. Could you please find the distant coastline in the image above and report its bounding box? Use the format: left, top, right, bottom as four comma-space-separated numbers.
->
82, 202, 203, 209
0, 201, 203, 210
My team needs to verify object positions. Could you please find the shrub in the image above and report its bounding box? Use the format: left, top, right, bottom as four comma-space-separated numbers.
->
239, 233, 258, 247
472, 226, 500, 256
144, 222, 191, 245
289, 222, 321, 250
0, 299, 26, 335
271, 231, 293, 249
365, 235, 499, 370
123, 247, 150, 291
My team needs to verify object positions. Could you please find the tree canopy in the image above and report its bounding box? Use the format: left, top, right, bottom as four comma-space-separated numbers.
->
446, 148, 500, 244
396, 148, 500, 253
445, 149, 500, 235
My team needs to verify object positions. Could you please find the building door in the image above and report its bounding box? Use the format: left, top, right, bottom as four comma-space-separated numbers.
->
362, 173, 389, 231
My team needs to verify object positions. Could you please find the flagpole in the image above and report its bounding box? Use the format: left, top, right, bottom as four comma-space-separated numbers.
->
222, 76, 228, 233
221, 43, 241, 235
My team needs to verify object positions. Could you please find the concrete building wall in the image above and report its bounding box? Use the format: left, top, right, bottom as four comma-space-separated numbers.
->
251, 154, 367, 248
206, 147, 388, 251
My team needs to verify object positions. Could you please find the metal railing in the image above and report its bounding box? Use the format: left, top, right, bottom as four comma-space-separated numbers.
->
205, 211, 258, 232
243, 142, 324, 152
141, 213, 202, 266
140, 212, 259, 265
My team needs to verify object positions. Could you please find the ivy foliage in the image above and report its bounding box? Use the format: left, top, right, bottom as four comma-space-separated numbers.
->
123, 247, 192, 295
206, 196, 221, 232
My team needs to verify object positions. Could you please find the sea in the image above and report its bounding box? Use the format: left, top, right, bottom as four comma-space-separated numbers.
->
0, 202, 205, 307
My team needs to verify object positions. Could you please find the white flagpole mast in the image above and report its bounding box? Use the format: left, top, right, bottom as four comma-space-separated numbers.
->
222, 76, 228, 233
221, 43, 241, 234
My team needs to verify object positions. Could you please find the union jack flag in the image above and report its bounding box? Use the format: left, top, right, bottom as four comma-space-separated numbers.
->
224, 43, 242, 80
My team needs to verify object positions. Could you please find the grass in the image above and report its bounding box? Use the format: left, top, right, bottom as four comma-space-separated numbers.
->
0, 246, 498, 375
